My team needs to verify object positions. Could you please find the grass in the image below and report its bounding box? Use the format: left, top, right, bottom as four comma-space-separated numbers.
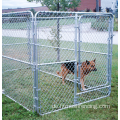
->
3, 16, 118, 32
2, 35, 118, 119
2, 18, 75, 30
2, 17, 100, 30
113, 17, 118, 31
2, 18, 91, 30
3, 36, 108, 63
91, 16, 118, 31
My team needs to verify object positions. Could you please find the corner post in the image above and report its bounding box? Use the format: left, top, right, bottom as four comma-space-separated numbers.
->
74, 13, 78, 104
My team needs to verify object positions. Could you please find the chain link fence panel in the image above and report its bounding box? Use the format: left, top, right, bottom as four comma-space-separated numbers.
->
2, 11, 34, 111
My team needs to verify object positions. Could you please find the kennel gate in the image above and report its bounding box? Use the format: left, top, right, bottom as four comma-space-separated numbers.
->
2, 11, 114, 115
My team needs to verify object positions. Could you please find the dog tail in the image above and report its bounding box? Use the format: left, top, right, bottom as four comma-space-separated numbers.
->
56, 71, 61, 76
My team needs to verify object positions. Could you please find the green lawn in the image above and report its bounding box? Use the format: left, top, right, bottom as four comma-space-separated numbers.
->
2, 18, 75, 30
2, 39, 118, 119
2, 17, 97, 30
91, 16, 118, 31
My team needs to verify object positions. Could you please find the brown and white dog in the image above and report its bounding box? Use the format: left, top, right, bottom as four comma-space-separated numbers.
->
56, 59, 97, 90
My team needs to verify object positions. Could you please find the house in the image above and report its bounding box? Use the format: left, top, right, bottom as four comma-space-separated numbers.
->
101, 0, 118, 12
72, 0, 101, 12
2, 6, 49, 13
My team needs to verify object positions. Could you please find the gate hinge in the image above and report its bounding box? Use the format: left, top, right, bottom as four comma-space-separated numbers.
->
74, 96, 78, 104
106, 74, 110, 77
33, 87, 40, 91
74, 26, 79, 28
33, 105, 41, 109
32, 65, 35, 71
111, 34, 114, 38
33, 33, 35, 36
34, 97, 38, 100
36, 88, 41, 91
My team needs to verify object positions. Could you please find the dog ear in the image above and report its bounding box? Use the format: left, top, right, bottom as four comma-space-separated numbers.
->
86, 60, 90, 65
93, 58, 96, 63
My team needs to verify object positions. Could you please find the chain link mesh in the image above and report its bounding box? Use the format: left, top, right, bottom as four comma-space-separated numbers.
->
2, 11, 113, 115
2, 11, 34, 111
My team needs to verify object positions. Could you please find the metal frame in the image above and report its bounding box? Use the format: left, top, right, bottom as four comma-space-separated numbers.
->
2, 11, 34, 111
77, 14, 113, 92
2, 11, 114, 115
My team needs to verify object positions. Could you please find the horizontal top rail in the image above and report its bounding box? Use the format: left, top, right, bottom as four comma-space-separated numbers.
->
35, 11, 113, 18
36, 16, 75, 19
2, 11, 33, 17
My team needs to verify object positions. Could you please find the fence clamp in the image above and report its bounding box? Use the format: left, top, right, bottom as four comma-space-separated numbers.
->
33, 33, 35, 36
36, 88, 41, 91
74, 26, 79, 28
111, 34, 114, 39
32, 65, 35, 72
74, 96, 78, 104
34, 97, 39, 101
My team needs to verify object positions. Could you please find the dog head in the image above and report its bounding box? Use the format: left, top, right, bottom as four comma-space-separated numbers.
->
85, 59, 97, 72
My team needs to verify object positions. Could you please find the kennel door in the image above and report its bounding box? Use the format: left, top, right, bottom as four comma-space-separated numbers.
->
76, 14, 113, 103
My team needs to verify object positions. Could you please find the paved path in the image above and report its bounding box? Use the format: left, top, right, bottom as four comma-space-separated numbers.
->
112, 31, 118, 44
2, 23, 118, 45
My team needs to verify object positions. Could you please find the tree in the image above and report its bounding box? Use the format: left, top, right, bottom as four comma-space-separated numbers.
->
29, 8, 36, 15
27, 0, 81, 11
27, 0, 81, 61
69, 0, 81, 11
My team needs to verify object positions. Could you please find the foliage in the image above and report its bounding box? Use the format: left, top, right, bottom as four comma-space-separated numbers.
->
27, 0, 81, 11
46, 23, 62, 61
69, 0, 81, 11
29, 8, 36, 15
114, 17, 118, 31
47, 26, 62, 51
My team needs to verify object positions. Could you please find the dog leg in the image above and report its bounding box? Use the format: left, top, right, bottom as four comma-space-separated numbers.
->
56, 64, 65, 77
62, 77, 65, 85
62, 69, 69, 85
80, 78, 86, 90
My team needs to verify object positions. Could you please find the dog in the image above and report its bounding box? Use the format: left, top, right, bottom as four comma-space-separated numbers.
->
56, 59, 97, 90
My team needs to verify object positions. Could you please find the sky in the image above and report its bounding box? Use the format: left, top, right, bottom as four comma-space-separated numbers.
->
101, 0, 117, 11
2, 0, 42, 9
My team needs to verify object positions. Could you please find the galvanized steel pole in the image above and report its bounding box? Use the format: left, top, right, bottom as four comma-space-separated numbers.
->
33, 17, 39, 113
96, 0, 99, 12
74, 13, 78, 104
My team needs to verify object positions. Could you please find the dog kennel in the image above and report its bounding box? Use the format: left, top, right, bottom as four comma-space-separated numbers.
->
2, 11, 114, 115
